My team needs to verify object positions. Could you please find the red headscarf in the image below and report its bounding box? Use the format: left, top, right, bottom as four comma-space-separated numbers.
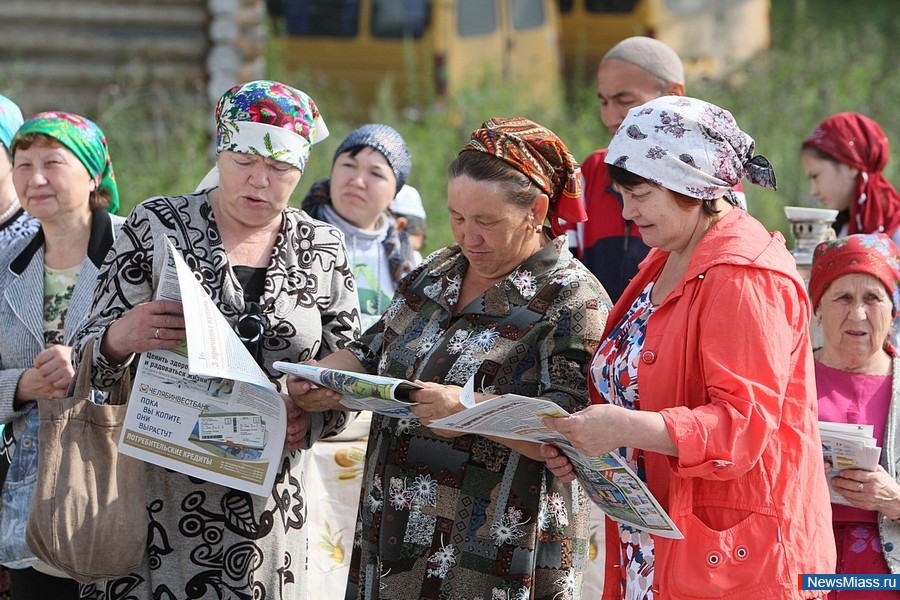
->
809, 233, 900, 314
463, 117, 587, 236
809, 233, 900, 354
802, 112, 900, 236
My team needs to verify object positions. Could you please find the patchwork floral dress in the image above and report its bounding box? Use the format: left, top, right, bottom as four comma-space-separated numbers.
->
345, 236, 611, 600
589, 282, 656, 600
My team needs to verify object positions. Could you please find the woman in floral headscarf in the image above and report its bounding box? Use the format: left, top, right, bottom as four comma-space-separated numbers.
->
73, 81, 362, 600
802, 112, 900, 245
809, 234, 900, 598
290, 117, 610, 600
540, 96, 836, 599
0, 111, 123, 599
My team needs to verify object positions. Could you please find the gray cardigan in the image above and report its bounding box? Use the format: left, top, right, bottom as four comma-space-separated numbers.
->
0, 209, 124, 428
880, 357, 900, 572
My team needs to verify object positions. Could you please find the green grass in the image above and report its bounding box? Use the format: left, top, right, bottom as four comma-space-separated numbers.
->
88, 0, 897, 254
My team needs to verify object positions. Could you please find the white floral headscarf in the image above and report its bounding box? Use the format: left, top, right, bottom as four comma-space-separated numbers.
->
197, 80, 329, 191
605, 96, 776, 201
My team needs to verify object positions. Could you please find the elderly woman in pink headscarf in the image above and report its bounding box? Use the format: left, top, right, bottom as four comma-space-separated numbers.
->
541, 96, 836, 599
73, 80, 362, 600
802, 112, 900, 244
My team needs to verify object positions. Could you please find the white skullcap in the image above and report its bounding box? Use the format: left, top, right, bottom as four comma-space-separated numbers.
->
602, 37, 685, 85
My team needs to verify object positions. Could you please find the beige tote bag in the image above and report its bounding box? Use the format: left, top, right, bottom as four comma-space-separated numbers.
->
25, 344, 147, 584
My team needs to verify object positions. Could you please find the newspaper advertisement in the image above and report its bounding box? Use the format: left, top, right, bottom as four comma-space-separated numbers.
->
119, 240, 287, 496
273, 362, 420, 417
429, 393, 683, 539
820, 421, 881, 506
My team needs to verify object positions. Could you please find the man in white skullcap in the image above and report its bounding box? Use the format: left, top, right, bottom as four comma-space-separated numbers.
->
572, 36, 746, 302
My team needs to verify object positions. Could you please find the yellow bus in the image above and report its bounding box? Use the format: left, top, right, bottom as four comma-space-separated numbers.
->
278, 0, 563, 107
556, 0, 771, 84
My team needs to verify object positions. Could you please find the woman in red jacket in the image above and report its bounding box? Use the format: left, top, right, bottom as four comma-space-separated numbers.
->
541, 96, 836, 599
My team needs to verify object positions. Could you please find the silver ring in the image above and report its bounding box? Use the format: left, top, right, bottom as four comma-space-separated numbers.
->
857, 482, 864, 492
155, 328, 161, 339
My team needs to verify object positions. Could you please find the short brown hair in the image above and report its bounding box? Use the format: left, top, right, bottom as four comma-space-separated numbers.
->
607, 163, 720, 216
13, 133, 110, 211
448, 151, 543, 209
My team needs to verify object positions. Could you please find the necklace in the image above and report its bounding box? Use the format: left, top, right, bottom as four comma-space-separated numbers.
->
0, 199, 20, 224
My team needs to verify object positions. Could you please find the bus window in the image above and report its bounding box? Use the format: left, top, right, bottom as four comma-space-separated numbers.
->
458, 0, 497, 36
371, 0, 430, 38
285, 0, 361, 36
511, 0, 546, 29
557, 0, 574, 12
665, 0, 708, 15
585, 0, 639, 12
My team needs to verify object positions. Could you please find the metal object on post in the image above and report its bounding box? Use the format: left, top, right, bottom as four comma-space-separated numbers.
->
784, 206, 838, 348
784, 206, 839, 282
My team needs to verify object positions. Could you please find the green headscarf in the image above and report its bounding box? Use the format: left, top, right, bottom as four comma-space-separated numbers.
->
12, 111, 119, 214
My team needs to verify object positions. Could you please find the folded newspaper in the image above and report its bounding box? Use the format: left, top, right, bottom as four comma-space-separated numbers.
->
118, 240, 287, 496
273, 362, 421, 417
820, 420, 882, 506
429, 390, 683, 539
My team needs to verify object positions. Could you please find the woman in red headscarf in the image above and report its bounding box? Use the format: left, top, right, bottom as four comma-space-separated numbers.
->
802, 112, 900, 244
808, 233, 900, 597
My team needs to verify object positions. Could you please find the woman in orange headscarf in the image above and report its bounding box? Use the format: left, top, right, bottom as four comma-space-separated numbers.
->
290, 117, 610, 600
802, 112, 900, 244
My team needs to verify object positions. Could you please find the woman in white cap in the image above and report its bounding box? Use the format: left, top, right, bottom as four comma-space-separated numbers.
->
302, 123, 418, 329
391, 184, 428, 261
74, 80, 362, 600
541, 96, 835, 599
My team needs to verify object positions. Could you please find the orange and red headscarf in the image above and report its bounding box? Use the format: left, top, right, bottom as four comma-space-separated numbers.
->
463, 117, 587, 236
802, 112, 900, 236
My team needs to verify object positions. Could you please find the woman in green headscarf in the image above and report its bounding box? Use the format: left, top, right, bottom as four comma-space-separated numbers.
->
0, 111, 122, 599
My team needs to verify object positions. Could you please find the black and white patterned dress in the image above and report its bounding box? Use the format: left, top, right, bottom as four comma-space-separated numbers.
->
0, 210, 38, 250
74, 192, 362, 600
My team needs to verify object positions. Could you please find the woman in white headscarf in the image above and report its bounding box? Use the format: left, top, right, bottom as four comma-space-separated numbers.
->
541, 96, 836, 599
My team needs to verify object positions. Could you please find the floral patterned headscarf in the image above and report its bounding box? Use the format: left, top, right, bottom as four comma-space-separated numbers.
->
463, 116, 586, 236
12, 111, 119, 214
809, 233, 900, 318
605, 96, 776, 202
0, 93, 23, 153
197, 80, 329, 191
216, 80, 328, 171
802, 112, 900, 237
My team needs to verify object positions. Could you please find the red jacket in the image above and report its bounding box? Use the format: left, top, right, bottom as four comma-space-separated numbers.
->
596, 209, 835, 599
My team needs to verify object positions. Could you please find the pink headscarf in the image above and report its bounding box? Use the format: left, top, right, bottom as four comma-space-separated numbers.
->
802, 112, 900, 236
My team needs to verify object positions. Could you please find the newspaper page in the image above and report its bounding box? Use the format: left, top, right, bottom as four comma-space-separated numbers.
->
119, 240, 287, 496
429, 394, 683, 539
273, 362, 420, 417
819, 421, 881, 506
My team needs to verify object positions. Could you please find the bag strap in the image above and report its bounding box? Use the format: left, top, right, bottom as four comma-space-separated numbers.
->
69, 341, 133, 406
